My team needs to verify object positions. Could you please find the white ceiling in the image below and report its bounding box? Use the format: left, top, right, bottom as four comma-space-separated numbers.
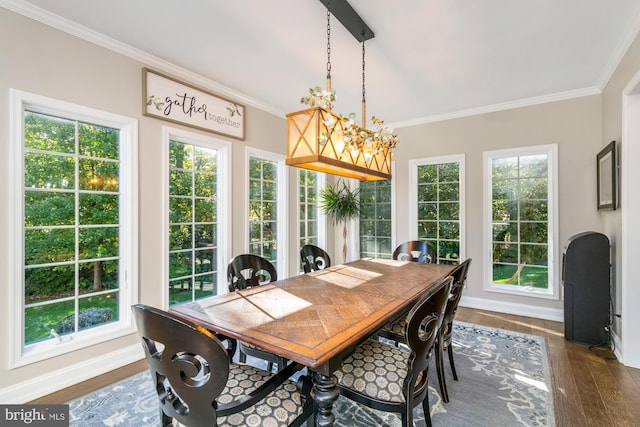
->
6, 0, 640, 127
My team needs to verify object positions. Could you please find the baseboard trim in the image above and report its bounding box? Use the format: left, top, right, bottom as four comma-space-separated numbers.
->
460, 296, 564, 322
611, 330, 623, 362
0, 344, 144, 404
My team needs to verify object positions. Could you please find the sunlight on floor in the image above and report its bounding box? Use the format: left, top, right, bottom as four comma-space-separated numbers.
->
473, 310, 564, 337
451, 340, 493, 358
512, 368, 550, 392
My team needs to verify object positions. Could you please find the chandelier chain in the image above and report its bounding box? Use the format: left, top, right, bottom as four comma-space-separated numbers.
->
326, 0, 331, 79
362, 39, 366, 103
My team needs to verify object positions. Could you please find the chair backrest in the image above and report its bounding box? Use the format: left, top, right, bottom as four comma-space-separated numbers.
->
300, 244, 331, 273
443, 258, 472, 328
132, 304, 230, 427
227, 254, 277, 291
403, 275, 452, 394
392, 240, 436, 263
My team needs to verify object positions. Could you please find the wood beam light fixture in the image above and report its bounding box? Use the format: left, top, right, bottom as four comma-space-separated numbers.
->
286, 0, 397, 181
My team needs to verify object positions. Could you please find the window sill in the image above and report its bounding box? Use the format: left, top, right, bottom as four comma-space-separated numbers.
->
484, 282, 559, 300
12, 322, 136, 369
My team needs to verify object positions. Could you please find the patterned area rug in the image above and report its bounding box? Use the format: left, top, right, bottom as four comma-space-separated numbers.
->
68, 321, 555, 426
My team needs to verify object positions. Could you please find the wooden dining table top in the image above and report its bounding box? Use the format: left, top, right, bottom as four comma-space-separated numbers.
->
169, 258, 456, 372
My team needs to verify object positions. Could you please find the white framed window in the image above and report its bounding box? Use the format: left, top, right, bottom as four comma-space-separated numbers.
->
162, 127, 231, 307
359, 179, 395, 259
483, 144, 559, 299
246, 148, 288, 277
9, 89, 138, 367
409, 155, 466, 264
298, 169, 327, 270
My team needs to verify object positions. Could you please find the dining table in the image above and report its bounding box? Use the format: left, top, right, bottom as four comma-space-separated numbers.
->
169, 258, 457, 426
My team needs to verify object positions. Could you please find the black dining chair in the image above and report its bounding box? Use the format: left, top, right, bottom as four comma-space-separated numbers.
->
300, 244, 331, 273
334, 275, 452, 427
131, 304, 313, 427
377, 240, 437, 343
227, 253, 278, 291
227, 254, 288, 371
378, 258, 472, 404
434, 258, 472, 403
392, 240, 436, 264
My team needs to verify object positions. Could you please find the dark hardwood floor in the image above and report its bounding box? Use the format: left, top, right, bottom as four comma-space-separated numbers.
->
30, 307, 640, 426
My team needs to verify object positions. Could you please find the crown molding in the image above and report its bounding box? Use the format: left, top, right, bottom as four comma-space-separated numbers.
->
597, 4, 640, 91
389, 86, 601, 129
0, 0, 285, 118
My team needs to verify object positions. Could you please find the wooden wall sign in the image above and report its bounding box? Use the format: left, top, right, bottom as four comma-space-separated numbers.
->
143, 68, 245, 140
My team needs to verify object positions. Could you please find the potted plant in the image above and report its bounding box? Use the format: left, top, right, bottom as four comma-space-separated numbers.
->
320, 180, 360, 263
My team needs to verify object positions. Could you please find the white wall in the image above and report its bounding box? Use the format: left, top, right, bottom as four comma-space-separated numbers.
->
602, 28, 640, 368
394, 96, 602, 319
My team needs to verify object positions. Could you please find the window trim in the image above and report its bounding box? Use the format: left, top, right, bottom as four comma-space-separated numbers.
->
357, 171, 397, 260
409, 155, 466, 262
245, 147, 288, 278
296, 169, 327, 264
161, 126, 232, 306
482, 144, 559, 300
9, 89, 139, 368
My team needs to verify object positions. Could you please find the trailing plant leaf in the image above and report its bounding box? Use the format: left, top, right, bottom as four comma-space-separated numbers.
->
320, 180, 360, 263
320, 180, 360, 225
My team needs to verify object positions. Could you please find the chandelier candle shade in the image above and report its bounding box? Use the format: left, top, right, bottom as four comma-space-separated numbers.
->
286, 0, 397, 181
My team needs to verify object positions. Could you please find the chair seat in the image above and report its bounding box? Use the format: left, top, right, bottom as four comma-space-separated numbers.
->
238, 341, 288, 372
217, 363, 304, 426
241, 342, 262, 351
334, 338, 411, 404
381, 316, 405, 337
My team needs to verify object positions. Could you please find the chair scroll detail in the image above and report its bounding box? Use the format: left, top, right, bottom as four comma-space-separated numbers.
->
392, 240, 436, 264
300, 244, 331, 273
227, 254, 278, 291
131, 304, 312, 427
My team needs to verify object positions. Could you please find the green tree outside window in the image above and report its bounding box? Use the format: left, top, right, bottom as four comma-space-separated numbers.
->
23, 111, 121, 345
249, 157, 278, 269
491, 154, 549, 289
416, 162, 461, 264
168, 140, 219, 306
359, 180, 392, 259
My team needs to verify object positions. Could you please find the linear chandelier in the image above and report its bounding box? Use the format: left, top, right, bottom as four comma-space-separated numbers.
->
286, 0, 398, 181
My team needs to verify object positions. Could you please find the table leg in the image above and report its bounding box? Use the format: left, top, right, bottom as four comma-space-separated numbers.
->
310, 372, 339, 427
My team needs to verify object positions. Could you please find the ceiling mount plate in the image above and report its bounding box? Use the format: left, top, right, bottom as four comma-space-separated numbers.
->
318, 0, 375, 42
